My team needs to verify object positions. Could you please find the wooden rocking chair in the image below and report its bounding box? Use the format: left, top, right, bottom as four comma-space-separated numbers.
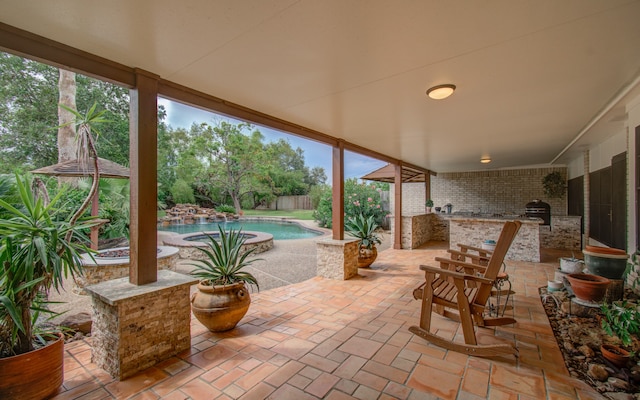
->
409, 220, 522, 357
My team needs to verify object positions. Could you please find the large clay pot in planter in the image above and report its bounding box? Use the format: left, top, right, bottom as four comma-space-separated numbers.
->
566, 273, 610, 302
191, 282, 251, 332
583, 246, 628, 279
358, 246, 378, 268
0, 333, 64, 399
600, 344, 630, 368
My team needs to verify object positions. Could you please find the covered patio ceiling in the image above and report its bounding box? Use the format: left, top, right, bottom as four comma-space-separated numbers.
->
1, 1, 640, 173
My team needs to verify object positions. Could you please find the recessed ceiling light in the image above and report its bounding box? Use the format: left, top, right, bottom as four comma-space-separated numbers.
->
480, 157, 491, 164
426, 84, 456, 100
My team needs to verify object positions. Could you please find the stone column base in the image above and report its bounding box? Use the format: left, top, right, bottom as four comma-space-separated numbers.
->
85, 270, 198, 380
316, 239, 359, 280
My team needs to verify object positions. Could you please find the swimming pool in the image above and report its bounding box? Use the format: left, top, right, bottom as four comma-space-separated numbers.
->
158, 220, 323, 240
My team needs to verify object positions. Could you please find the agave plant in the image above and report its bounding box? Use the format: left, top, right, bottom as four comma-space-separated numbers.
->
344, 213, 382, 250
189, 226, 260, 289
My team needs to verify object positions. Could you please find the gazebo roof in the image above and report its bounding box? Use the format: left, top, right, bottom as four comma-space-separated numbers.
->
32, 157, 130, 179
361, 164, 434, 183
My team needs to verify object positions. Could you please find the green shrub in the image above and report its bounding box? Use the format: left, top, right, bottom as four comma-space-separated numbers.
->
171, 179, 195, 204
216, 204, 236, 214
314, 178, 387, 229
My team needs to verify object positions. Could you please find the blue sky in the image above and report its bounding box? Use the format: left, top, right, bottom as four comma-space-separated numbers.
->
158, 99, 386, 181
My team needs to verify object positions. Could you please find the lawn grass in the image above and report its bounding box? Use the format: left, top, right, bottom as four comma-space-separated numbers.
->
241, 209, 315, 220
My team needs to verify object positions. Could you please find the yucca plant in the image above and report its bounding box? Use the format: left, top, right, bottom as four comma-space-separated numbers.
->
189, 226, 260, 289
0, 174, 94, 357
344, 214, 382, 250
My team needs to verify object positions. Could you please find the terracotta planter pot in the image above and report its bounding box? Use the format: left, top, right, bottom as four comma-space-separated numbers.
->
191, 282, 251, 332
566, 273, 610, 302
585, 245, 627, 256
0, 333, 64, 400
601, 344, 630, 368
358, 246, 378, 268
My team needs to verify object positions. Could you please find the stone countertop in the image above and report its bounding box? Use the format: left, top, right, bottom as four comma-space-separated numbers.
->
443, 213, 543, 224
84, 270, 198, 305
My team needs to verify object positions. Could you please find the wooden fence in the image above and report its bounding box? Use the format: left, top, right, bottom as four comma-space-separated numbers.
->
265, 195, 313, 210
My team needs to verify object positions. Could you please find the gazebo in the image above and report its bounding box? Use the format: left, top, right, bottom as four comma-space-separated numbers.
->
32, 157, 130, 250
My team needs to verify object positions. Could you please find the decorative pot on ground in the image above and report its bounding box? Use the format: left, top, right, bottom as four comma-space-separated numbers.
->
566, 273, 610, 302
600, 344, 630, 368
344, 214, 382, 269
191, 282, 251, 332
0, 333, 64, 399
583, 245, 628, 279
358, 246, 378, 268
559, 257, 585, 274
188, 227, 260, 332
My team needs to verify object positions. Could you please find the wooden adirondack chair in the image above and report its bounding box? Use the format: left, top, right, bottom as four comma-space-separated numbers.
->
409, 220, 522, 357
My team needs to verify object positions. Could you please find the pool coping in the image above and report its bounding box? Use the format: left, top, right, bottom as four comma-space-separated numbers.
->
157, 216, 329, 240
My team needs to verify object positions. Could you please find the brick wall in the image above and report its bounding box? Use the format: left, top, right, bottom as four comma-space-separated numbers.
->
389, 183, 426, 215
390, 167, 568, 216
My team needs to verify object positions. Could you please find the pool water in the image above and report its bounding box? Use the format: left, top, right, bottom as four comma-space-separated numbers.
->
158, 220, 323, 240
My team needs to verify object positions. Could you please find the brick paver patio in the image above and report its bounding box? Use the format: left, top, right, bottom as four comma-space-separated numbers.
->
53, 244, 603, 399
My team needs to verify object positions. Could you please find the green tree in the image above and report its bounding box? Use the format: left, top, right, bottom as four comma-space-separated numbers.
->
0, 52, 130, 172
207, 122, 267, 212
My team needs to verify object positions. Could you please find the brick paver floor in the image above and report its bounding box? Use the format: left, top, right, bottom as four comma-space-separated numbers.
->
53, 244, 603, 399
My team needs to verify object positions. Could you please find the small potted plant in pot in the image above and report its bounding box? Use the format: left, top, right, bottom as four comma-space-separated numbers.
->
599, 300, 640, 368
345, 214, 382, 268
189, 227, 261, 332
0, 175, 96, 399
425, 199, 434, 213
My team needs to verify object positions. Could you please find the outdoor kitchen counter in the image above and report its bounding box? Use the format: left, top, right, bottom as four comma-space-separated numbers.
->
447, 215, 542, 262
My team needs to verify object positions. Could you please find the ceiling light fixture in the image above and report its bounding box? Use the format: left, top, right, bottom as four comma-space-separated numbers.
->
480, 157, 491, 164
426, 84, 456, 100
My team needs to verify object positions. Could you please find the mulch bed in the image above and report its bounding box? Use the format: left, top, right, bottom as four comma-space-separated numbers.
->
541, 288, 640, 399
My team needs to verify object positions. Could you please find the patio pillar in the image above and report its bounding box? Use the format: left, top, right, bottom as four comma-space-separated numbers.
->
424, 173, 431, 203
129, 69, 159, 285
332, 140, 344, 240
394, 163, 403, 249
316, 140, 358, 280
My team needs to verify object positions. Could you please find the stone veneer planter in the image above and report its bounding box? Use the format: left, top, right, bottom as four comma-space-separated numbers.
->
75, 246, 179, 294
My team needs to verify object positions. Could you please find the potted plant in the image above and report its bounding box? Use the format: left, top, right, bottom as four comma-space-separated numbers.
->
0, 103, 105, 399
559, 252, 585, 274
425, 199, 434, 213
600, 301, 640, 368
542, 171, 566, 198
0, 175, 96, 399
189, 227, 260, 332
345, 214, 382, 268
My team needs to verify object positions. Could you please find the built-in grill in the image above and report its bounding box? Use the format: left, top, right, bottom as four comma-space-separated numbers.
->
525, 200, 551, 225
